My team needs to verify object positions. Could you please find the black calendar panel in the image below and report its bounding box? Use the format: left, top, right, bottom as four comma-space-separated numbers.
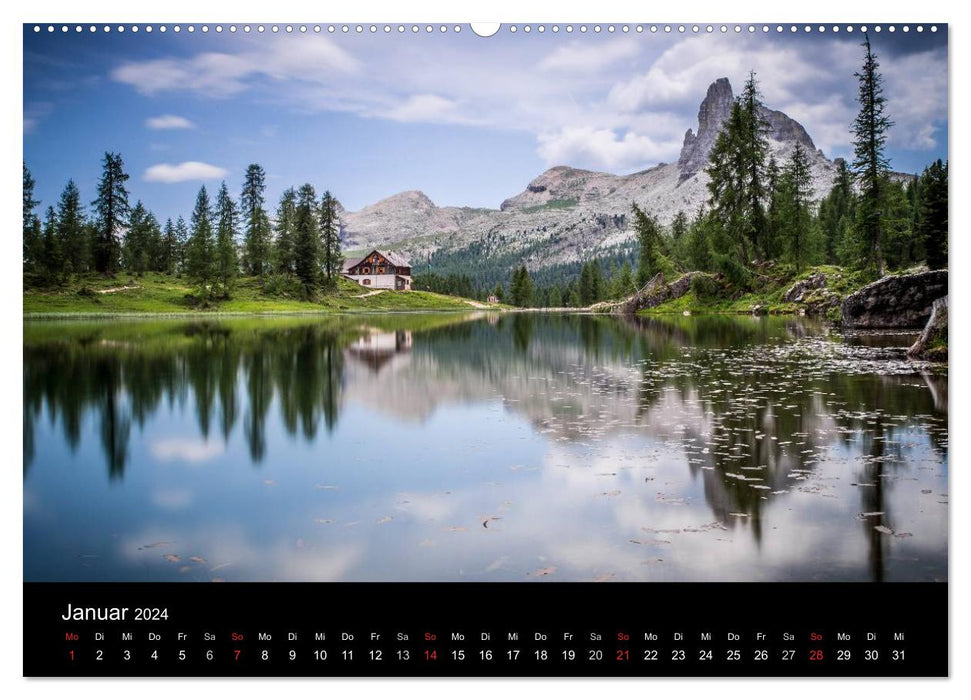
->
24, 582, 946, 677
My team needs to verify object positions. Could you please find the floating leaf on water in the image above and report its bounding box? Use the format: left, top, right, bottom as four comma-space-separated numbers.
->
163, 554, 180, 562
528, 566, 557, 577
601, 490, 621, 497
188, 556, 206, 564
139, 541, 175, 550
859, 511, 885, 518
376, 516, 393, 524
894, 532, 914, 538
874, 525, 894, 535
313, 518, 334, 525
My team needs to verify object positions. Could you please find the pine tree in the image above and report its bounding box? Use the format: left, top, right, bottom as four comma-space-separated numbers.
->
686, 208, 712, 272
510, 265, 533, 307
817, 159, 855, 264
851, 35, 894, 275
739, 73, 771, 259
319, 190, 343, 288
764, 155, 781, 260
215, 182, 239, 297
705, 102, 750, 272
187, 186, 215, 295
161, 218, 178, 274
919, 159, 948, 270
41, 206, 64, 283
23, 162, 41, 272
174, 216, 190, 275
293, 184, 320, 292
241, 164, 271, 278
633, 203, 662, 286
274, 188, 298, 276
56, 179, 87, 276
779, 143, 815, 271
549, 284, 563, 307
92, 152, 130, 274
612, 261, 634, 299
492, 282, 504, 302
123, 201, 152, 274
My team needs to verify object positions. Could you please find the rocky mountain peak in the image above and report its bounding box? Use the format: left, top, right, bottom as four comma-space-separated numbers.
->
678, 77, 735, 182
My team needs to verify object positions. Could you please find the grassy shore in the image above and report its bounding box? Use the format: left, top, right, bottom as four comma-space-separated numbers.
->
636, 264, 874, 319
23, 273, 494, 316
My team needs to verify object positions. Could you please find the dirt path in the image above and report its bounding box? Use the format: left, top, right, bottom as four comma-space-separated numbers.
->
353, 289, 386, 298
95, 285, 139, 294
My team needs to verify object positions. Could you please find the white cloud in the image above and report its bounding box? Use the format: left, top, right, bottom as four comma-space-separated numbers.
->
538, 126, 681, 172
146, 114, 195, 130
539, 39, 640, 74
144, 162, 228, 183
112, 36, 360, 97
381, 94, 471, 124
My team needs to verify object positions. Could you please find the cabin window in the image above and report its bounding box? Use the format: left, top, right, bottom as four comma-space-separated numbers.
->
377, 266, 385, 273
363, 279, 371, 285
362, 267, 370, 274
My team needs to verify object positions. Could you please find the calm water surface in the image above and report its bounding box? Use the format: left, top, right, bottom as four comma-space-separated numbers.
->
23, 313, 947, 582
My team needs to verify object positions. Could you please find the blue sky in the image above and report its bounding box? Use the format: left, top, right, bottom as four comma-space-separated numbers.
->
24, 24, 947, 224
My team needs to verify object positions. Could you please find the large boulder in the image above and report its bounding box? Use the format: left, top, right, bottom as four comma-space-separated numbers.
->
908, 295, 947, 361
782, 272, 827, 303
619, 272, 709, 314
841, 270, 947, 328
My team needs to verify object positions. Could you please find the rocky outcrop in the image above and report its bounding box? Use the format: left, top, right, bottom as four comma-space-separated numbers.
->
841, 270, 948, 328
908, 295, 947, 360
618, 272, 709, 315
678, 78, 734, 182
782, 272, 827, 303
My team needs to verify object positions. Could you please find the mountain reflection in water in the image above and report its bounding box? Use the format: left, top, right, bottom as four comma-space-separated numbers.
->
23, 313, 947, 582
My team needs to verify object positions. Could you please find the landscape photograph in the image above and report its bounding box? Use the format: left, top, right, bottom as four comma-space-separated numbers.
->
23, 24, 947, 583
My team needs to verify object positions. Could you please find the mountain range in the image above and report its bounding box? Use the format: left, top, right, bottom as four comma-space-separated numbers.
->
340, 77, 843, 279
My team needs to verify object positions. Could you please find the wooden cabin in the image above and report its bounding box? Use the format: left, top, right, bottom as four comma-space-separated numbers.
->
342, 249, 412, 290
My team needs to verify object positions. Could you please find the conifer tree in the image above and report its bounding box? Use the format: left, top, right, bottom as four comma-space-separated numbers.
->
23, 162, 41, 272
241, 164, 271, 279
161, 218, 178, 274
274, 188, 298, 276
319, 190, 342, 287
918, 159, 947, 270
175, 216, 190, 275
817, 159, 855, 264
92, 152, 130, 274
739, 72, 771, 258
187, 186, 215, 295
41, 206, 63, 283
215, 182, 239, 296
56, 179, 87, 276
123, 201, 152, 274
510, 265, 533, 307
851, 35, 894, 275
633, 203, 662, 286
293, 184, 320, 292
778, 143, 815, 271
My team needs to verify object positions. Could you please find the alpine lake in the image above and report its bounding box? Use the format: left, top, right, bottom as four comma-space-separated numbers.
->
24, 312, 948, 583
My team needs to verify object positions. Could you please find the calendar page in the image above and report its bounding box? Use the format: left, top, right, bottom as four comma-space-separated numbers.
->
22, 19, 948, 678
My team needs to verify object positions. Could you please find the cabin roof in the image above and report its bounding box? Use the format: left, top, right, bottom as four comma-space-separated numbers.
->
342, 249, 411, 272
